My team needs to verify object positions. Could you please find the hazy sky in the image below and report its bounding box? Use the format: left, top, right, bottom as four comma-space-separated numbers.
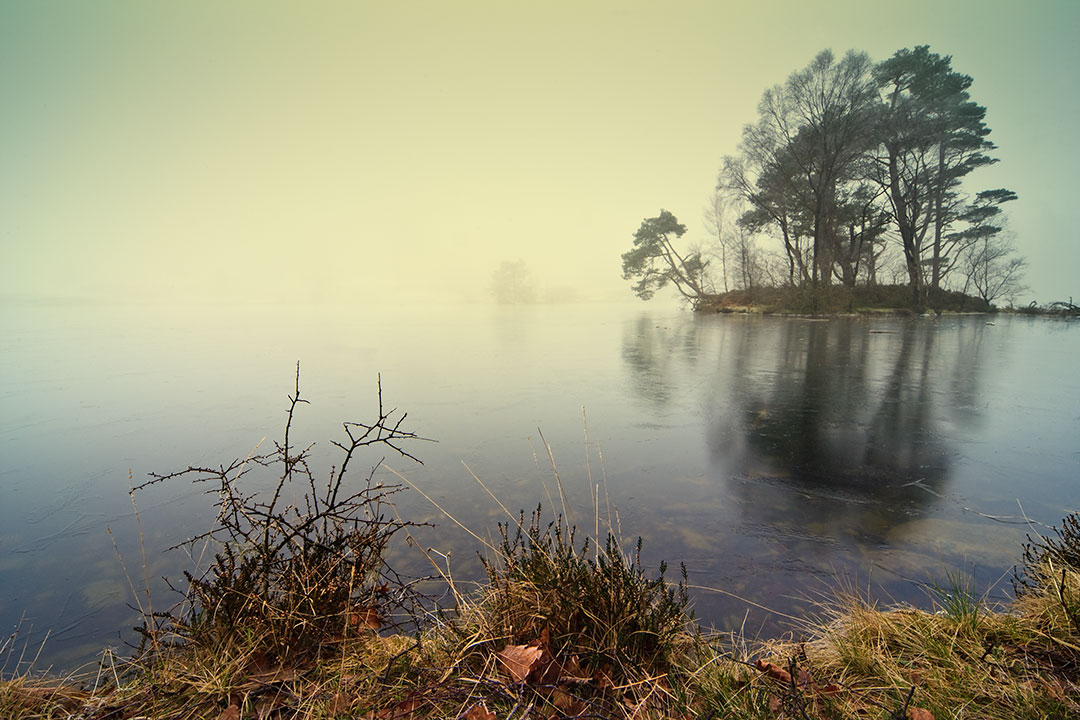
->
3, 0, 1077, 304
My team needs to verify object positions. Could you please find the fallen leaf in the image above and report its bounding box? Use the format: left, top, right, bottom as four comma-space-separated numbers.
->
324, 692, 352, 716
592, 665, 613, 689
754, 659, 793, 684
369, 698, 421, 720
248, 651, 272, 673
219, 703, 241, 720
821, 682, 842, 696
907, 709, 934, 720
350, 606, 382, 630
464, 701, 497, 720
498, 644, 545, 683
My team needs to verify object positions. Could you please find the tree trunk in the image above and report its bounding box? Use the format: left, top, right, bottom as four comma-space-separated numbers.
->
888, 147, 923, 306
931, 143, 946, 290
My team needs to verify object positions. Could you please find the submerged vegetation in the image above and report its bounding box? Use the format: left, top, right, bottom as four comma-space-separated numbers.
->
3, 377, 1079, 719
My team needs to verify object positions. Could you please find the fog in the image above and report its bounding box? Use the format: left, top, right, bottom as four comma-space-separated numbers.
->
3, 1, 1078, 305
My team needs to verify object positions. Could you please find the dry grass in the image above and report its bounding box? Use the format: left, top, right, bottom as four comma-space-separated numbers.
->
5, 527, 1080, 720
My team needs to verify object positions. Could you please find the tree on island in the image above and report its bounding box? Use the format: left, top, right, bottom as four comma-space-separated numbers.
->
626, 45, 1027, 310
721, 50, 882, 291
621, 210, 710, 302
874, 46, 1004, 303
956, 191, 1027, 304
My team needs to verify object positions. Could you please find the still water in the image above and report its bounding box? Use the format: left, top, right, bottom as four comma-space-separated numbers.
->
2, 300, 1078, 671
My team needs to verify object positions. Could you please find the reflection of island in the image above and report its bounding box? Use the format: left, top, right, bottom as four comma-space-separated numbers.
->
740, 321, 946, 491
708, 319, 957, 538
619, 316, 996, 630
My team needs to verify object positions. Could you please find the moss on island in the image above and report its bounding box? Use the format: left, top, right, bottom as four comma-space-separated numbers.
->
693, 284, 995, 315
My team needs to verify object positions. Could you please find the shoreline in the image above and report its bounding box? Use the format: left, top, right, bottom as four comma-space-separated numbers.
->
4, 512, 1079, 720
692, 284, 1077, 318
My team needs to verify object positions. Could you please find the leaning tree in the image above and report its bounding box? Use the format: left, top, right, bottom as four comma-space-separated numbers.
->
621, 210, 709, 303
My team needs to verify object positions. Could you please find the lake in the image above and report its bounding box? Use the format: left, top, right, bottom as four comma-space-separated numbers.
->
2, 299, 1078, 672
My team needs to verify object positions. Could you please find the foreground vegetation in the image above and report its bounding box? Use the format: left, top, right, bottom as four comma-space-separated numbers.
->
4, 378, 1078, 719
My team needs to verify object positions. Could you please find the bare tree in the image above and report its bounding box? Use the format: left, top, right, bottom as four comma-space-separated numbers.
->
959, 226, 1027, 305
703, 189, 734, 293
731, 50, 879, 288
731, 223, 763, 293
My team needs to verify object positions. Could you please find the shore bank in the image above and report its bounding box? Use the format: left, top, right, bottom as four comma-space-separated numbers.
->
690, 285, 1080, 317
4, 508, 1079, 720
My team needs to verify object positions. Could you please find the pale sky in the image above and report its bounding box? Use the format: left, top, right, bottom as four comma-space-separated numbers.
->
2, 0, 1077, 304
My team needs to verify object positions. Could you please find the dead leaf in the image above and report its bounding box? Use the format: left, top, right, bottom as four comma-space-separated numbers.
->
463, 701, 497, 720
367, 698, 422, 720
907, 710, 934, 720
326, 692, 352, 715
821, 682, 842, 696
219, 703, 241, 720
498, 643, 545, 683
248, 651, 272, 673
754, 659, 793, 684
592, 664, 613, 689
349, 606, 382, 630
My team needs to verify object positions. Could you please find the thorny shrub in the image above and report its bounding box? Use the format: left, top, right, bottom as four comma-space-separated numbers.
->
133, 365, 431, 662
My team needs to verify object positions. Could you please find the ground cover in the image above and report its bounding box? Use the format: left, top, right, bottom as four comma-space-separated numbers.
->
695, 285, 1004, 315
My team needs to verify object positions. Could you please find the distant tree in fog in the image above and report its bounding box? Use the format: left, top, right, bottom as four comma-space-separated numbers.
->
490, 259, 537, 304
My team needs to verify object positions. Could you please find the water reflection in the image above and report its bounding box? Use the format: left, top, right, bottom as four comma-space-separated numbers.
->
736, 320, 947, 499
618, 314, 1023, 630
620, 315, 702, 407
3, 302, 1074, 670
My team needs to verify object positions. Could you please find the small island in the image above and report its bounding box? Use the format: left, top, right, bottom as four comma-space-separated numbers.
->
618, 48, 1076, 318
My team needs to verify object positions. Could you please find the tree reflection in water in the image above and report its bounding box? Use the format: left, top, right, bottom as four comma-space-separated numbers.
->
620, 315, 1007, 633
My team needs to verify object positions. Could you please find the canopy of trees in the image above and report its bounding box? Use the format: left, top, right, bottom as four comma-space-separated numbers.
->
625, 45, 1025, 309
